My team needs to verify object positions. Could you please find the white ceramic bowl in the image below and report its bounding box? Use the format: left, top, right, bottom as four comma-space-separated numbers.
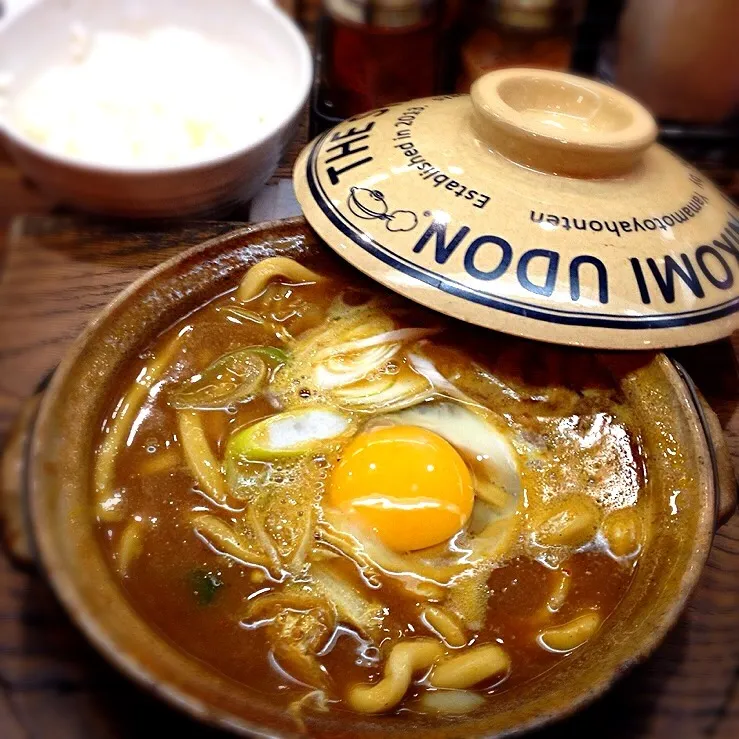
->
0, 0, 312, 218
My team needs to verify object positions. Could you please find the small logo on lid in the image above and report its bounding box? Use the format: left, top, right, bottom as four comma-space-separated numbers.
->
347, 187, 418, 233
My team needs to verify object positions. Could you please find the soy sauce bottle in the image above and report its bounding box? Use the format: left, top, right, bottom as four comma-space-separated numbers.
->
312, 0, 443, 133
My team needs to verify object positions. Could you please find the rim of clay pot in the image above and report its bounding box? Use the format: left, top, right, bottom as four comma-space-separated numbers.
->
27, 217, 720, 738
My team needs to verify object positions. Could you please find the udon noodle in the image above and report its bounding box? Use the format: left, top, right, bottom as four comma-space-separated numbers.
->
94, 257, 649, 725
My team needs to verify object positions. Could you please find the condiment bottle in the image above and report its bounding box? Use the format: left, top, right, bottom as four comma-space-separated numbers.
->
458, 0, 577, 92
318, 0, 442, 120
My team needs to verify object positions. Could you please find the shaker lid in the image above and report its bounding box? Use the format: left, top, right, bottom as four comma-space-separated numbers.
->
324, 0, 436, 27
294, 68, 739, 349
497, 0, 558, 30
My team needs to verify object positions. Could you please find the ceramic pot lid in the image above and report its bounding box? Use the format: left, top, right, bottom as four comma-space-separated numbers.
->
294, 68, 739, 349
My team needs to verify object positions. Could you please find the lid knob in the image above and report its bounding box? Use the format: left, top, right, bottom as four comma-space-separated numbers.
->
471, 68, 658, 177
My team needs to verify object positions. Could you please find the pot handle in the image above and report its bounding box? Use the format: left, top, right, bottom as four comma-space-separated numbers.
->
698, 395, 738, 528
0, 393, 41, 566
671, 358, 737, 530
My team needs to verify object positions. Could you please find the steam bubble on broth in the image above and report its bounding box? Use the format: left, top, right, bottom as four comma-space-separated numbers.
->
95, 257, 650, 724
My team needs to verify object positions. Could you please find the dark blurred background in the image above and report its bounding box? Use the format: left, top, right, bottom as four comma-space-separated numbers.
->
310, 0, 739, 196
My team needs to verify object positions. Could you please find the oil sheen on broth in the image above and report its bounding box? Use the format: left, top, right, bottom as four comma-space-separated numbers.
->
94, 257, 647, 723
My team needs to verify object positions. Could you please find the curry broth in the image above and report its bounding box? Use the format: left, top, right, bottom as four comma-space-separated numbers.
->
95, 267, 645, 720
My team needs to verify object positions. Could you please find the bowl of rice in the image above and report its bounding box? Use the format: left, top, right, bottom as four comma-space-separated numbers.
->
0, 0, 312, 217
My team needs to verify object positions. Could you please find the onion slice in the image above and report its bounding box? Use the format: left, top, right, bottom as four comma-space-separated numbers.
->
315, 344, 401, 390
406, 351, 477, 405
332, 370, 434, 413
170, 348, 268, 410
313, 327, 439, 362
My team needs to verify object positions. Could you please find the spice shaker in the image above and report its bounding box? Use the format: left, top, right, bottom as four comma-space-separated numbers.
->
316, 0, 442, 123
458, 0, 578, 92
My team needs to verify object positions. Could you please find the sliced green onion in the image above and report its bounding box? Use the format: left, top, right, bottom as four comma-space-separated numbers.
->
247, 345, 289, 364
226, 407, 355, 461
170, 349, 266, 410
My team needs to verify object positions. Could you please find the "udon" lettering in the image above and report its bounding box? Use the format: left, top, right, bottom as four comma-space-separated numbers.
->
411, 221, 609, 304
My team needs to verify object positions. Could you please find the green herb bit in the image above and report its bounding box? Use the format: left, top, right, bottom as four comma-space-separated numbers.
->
188, 568, 224, 606
248, 345, 289, 364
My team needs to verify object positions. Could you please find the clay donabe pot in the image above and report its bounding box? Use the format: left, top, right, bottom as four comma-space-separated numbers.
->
18, 217, 736, 738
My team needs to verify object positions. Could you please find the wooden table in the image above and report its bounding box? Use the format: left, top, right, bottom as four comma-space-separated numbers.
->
1, 6, 738, 738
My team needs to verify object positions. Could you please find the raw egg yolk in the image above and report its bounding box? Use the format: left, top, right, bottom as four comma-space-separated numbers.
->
329, 425, 474, 552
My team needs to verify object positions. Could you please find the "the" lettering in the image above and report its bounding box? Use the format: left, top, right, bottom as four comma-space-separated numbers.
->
324, 122, 376, 185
